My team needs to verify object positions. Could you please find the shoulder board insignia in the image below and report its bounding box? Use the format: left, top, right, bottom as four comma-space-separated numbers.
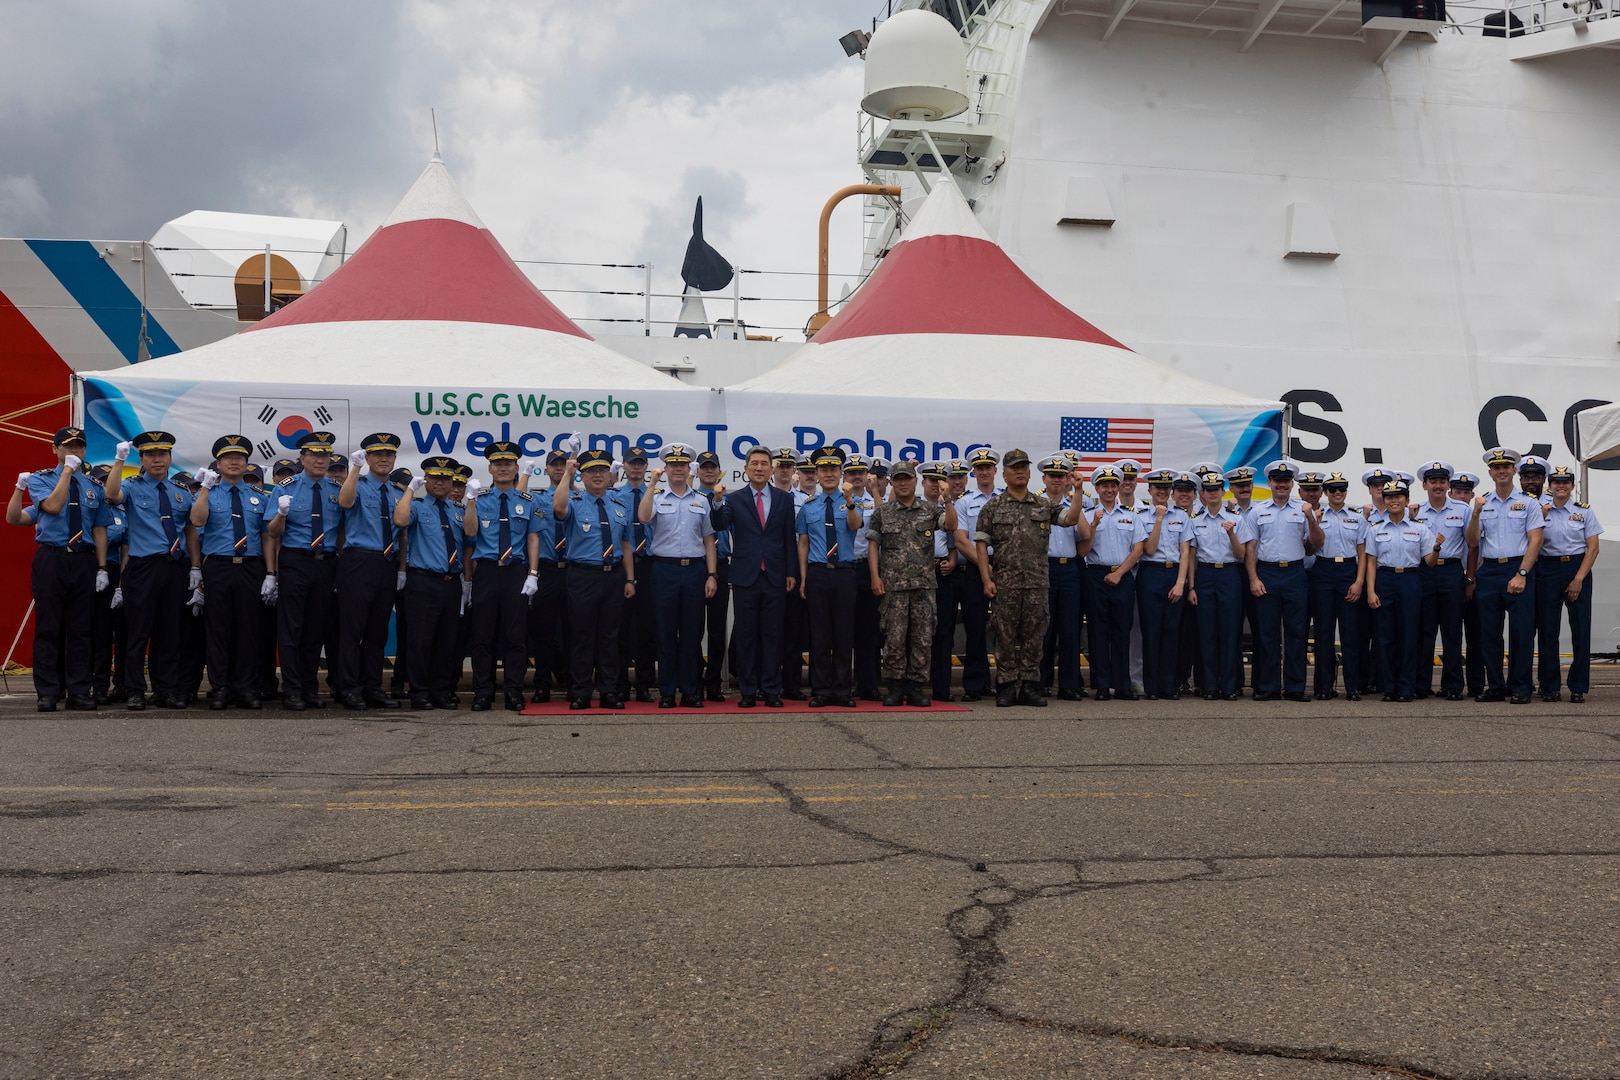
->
34, 468, 52, 476
278, 477, 296, 487
1577, 501, 1590, 509
517, 491, 533, 501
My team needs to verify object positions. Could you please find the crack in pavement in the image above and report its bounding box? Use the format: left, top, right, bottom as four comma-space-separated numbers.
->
819, 718, 914, 770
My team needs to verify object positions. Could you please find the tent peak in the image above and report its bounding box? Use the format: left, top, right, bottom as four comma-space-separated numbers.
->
380, 158, 485, 230
901, 177, 990, 245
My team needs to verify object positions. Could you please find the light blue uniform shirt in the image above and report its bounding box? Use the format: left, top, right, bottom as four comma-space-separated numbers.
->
1540, 501, 1602, 557
119, 472, 194, 559
1047, 498, 1079, 558
1086, 504, 1149, 567
342, 473, 400, 554
277, 473, 341, 553
560, 491, 631, 566
1410, 497, 1471, 561
646, 486, 714, 559
797, 491, 862, 564
1367, 516, 1436, 569
405, 494, 467, 572
698, 485, 730, 559
200, 480, 269, 557
24, 467, 105, 548
956, 488, 998, 555
848, 491, 876, 560
468, 486, 538, 564
102, 503, 127, 548
1475, 489, 1543, 560
614, 483, 651, 560
1190, 506, 1242, 565
1315, 505, 1367, 561
1140, 506, 1192, 565
1236, 498, 1311, 563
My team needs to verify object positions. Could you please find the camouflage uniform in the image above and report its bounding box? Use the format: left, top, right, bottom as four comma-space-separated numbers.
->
866, 497, 949, 681
975, 489, 1054, 682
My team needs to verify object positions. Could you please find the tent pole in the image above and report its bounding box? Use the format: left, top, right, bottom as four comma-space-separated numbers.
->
733, 264, 741, 335
263, 245, 272, 318
644, 263, 652, 337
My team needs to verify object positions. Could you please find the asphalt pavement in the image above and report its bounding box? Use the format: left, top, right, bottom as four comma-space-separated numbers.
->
2, 675, 1617, 1079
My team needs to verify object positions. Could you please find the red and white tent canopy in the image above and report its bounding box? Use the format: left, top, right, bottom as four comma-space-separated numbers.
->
111, 158, 690, 391
730, 178, 1266, 407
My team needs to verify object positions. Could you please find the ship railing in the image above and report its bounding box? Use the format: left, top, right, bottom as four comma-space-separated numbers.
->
1442, 0, 1611, 35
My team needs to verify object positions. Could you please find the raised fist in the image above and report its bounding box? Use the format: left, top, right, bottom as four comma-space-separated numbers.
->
712, 483, 727, 499
15, 472, 29, 491
350, 449, 368, 470
648, 468, 664, 486
465, 478, 483, 499
198, 469, 220, 490
277, 494, 292, 515
409, 476, 426, 493
114, 441, 133, 463
63, 454, 82, 472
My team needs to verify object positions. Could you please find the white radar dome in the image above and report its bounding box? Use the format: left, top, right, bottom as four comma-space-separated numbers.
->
861, 9, 969, 122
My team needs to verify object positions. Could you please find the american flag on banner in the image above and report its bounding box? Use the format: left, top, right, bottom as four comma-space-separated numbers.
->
1059, 416, 1154, 471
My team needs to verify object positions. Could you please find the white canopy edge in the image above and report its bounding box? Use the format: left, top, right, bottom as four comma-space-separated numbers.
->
104, 320, 697, 391
381, 158, 485, 230
1577, 401, 1620, 463
727, 333, 1278, 407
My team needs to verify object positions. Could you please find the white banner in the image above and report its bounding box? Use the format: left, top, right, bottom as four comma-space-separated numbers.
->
79, 375, 1284, 481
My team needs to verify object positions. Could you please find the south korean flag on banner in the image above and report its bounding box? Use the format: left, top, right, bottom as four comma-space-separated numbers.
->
240, 397, 353, 464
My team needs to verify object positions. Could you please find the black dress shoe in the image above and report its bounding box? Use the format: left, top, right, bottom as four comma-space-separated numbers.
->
995, 683, 1017, 707
961, 692, 983, 702
125, 692, 147, 711
1057, 689, 1085, 701
738, 694, 757, 708
1571, 692, 1586, 703
1094, 689, 1112, 701
1223, 692, 1241, 701
283, 695, 308, 711
1540, 693, 1560, 703
63, 695, 96, 711
1314, 690, 1338, 701
410, 696, 434, 710
1345, 692, 1361, 702
431, 694, 459, 710
236, 696, 263, 710
1143, 692, 1159, 701
505, 692, 525, 712
1397, 695, 1414, 703
600, 695, 626, 710
1203, 692, 1220, 701
781, 690, 806, 701
705, 689, 726, 702
680, 695, 703, 708
1382, 693, 1397, 702
635, 688, 656, 703
1283, 691, 1308, 702
306, 697, 326, 709
92, 689, 111, 706
339, 692, 368, 710
1414, 689, 1432, 699
763, 694, 784, 708
1444, 690, 1464, 701
1015, 683, 1048, 707
36, 695, 57, 712
569, 697, 590, 710
808, 696, 827, 708
1509, 694, 1532, 705
471, 696, 493, 712
1115, 690, 1140, 702
1476, 689, 1507, 702
530, 689, 551, 705
659, 696, 677, 709
1253, 692, 1281, 702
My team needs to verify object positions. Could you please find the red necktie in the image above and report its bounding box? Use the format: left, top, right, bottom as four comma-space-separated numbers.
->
755, 489, 767, 571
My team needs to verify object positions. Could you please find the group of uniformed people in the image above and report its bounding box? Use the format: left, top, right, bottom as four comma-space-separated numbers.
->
10, 426, 1601, 712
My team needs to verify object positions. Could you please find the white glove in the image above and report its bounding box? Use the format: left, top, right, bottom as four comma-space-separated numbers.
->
188, 567, 203, 591
460, 579, 474, 614
15, 472, 29, 491
95, 569, 109, 593
409, 476, 426, 493
520, 457, 541, 477
351, 449, 368, 470
276, 494, 292, 516
397, 570, 408, 591
63, 454, 82, 472
562, 432, 582, 455
521, 574, 538, 598
465, 478, 483, 499
261, 574, 279, 605
110, 587, 123, 609
114, 441, 133, 463
609, 464, 623, 483
198, 468, 220, 490
188, 587, 204, 612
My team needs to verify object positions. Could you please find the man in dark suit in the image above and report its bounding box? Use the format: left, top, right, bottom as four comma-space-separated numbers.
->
711, 445, 798, 707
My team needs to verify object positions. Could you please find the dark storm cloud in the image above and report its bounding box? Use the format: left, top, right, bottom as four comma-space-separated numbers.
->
0, 1, 422, 239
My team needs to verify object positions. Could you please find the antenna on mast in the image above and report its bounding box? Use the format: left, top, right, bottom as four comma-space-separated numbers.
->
430, 108, 442, 162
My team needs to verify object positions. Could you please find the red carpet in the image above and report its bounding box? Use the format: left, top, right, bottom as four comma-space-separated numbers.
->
520, 696, 969, 716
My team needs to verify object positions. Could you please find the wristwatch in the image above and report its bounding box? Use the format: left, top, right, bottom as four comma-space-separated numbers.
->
1516, 568, 1528, 577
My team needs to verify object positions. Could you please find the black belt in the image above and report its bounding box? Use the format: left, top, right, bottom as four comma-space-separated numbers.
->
343, 546, 387, 555
40, 544, 94, 553
1048, 556, 1076, 564
567, 561, 623, 572
1551, 554, 1577, 562
1199, 561, 1234, 569
409, 568, 458, 581
475, 558, 526, 568
1144, 561, 1180, 570
654, 556, 705, 566
205, 555, 263, 565
1487, 557, 1521, 564
1323, 556, 1353, 563
810, 561, 856, 570
284, 549, 331, 561
1387, 567, 1411, 574
1431, 557, 1459, 565
1258, 560, 1301, 568
1088, 563, 1123, 572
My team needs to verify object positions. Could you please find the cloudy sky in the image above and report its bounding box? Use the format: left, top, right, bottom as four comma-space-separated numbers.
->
0, 0, 888, 338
